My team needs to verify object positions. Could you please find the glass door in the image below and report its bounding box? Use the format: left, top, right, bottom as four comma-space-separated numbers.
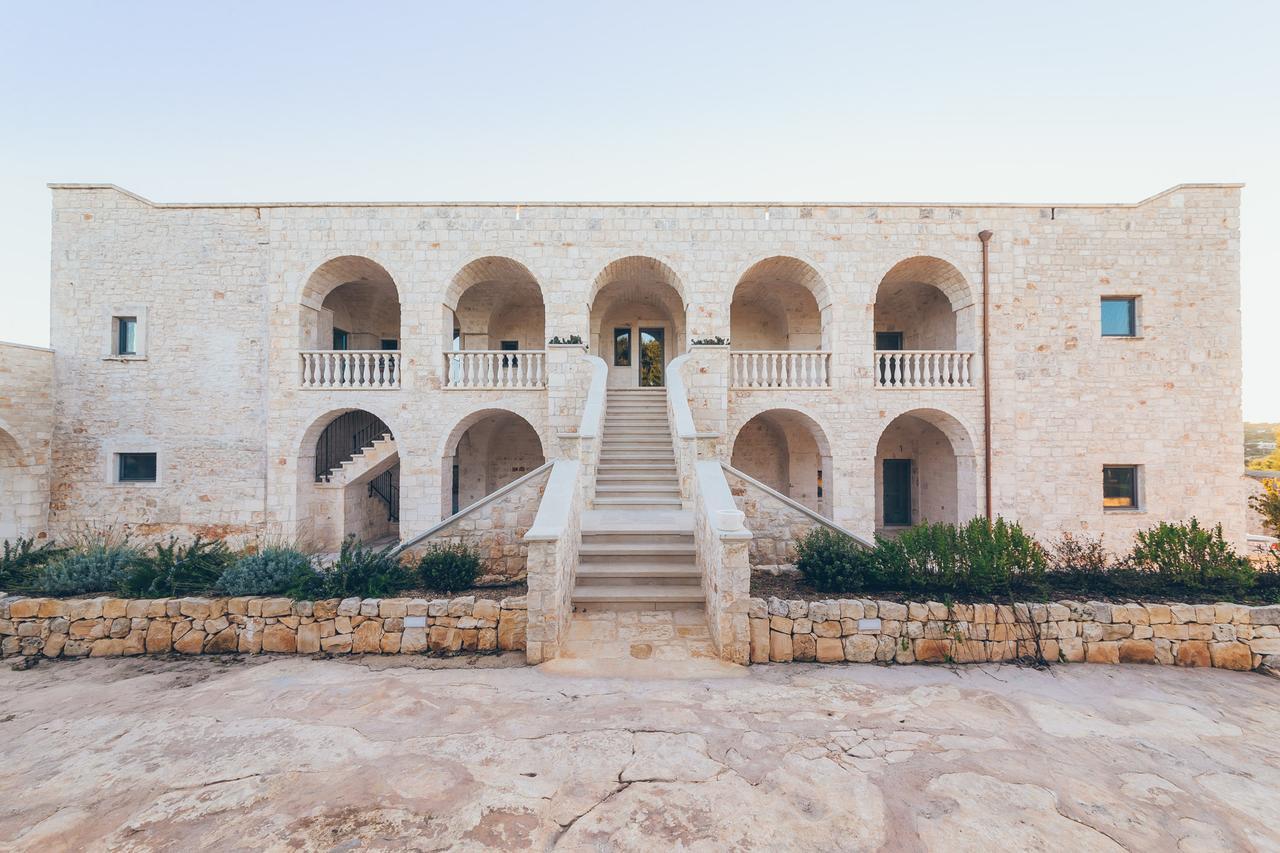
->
639, 327, 665, 386
883, 459, 912, 525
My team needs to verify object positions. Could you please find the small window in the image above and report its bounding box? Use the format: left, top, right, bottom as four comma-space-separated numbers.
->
816, 468, 824, 499
115, 316, 138, 355
118, 452, 157, 483
1103, 465, 1138, 509
613, 327, 631, 366
1101, 297, 1137, 337
500, 340, 519, 367
875, 331, 904, 351
380, 339, 398, 351
332, 328, 350, 350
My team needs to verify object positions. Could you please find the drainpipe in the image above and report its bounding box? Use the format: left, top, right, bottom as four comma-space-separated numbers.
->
978, 230, 993, 519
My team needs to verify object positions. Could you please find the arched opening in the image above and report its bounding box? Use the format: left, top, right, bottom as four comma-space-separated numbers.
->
589, 257, 686, 389
298, 408, 400, 550
729, 257, 832, 388
0, 428, 26, 541
300, 256, 401, 351
874, 408, 978, 534
730, 257, 830, 350
441, 409, 545, 516
873, 257, 976, 388
731, 409, 833, 516
444, 257, 546, 388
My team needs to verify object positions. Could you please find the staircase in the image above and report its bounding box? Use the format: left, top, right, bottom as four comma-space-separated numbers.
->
573, 388, 703, 607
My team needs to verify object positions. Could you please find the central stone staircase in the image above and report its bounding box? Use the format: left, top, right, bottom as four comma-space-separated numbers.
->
572, 388, 703, 608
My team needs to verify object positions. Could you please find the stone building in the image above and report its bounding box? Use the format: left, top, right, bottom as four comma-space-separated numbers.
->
0, 182, 1245, 660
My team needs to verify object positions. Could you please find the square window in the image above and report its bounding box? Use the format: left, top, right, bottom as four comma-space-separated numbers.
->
1103, 465, 1138, 508
118, 452, 157, 483
115, 316, 138, 355
1101, 297, 1137, 337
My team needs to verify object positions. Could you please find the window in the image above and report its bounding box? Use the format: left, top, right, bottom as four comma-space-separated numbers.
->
500, 339, 519, 367
114, 316, 138, 355
117, 452, 157, 483
380, 338, 398, 351
816, 468, 824, 499
875, 331, 904, 351
613, 327, 632, 366
1101, 297, 1137, 337
1103, 465, 1139, 509
332, 328, 350, 350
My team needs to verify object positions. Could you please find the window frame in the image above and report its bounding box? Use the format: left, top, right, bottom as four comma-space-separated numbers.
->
1102, 464, 1141, 511
104, 305, 148, 360
1100, 296, 1140, 338
613, 326, 632, 366
108, 446, 162, 487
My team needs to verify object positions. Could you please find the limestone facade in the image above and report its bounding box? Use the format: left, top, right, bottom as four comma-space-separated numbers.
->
13, 182, 1243, 556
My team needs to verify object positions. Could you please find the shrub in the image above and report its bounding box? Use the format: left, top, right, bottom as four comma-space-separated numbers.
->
795, 527, 875, 593
0, 536, 67, 590
312, 537, 415, 598
873, 517, 1045, 597
1249, 477, 1280, 538
416, 543, 480, 592
35, 545, 146, 595
1129, 518, 1254, 598
121, 536, 236, 598
217, 547, 317, 597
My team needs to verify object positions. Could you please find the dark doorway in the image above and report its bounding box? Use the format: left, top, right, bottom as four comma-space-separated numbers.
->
883, 458, 912, 526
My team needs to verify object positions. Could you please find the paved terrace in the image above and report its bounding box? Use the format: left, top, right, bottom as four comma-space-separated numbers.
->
1, 657, 1277, 850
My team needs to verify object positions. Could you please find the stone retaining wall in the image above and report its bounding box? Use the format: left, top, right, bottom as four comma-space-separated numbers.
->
0, 594, 527, 660
749, 596, 1280, 673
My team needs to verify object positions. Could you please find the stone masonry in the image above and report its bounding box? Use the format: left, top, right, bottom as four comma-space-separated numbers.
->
0, 594, 527, 660
23, 182, 1244, 553
749, 596, 1280, 672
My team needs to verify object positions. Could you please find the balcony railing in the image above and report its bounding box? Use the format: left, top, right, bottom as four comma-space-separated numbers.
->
874, 350, 974, 389
300, 350, 401, 389
444, 350, 546, 389
730, 350, 831, 389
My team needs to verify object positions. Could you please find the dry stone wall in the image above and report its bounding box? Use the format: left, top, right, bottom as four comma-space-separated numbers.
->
749, 596, 1280, 673
0, 594, 527, 660
726, 467, 823, 569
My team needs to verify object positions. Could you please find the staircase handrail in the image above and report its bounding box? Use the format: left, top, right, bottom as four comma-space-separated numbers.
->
393, 461, 553, 555
721, 462, 874, 549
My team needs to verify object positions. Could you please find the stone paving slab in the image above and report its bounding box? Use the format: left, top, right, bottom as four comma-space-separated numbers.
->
1, 656, 1278, 850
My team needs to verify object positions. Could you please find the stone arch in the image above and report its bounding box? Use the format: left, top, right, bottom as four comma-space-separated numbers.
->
296, 406, 403, 549
298, 255, 402, 351
874, 407, 979, 533
443, 257, 547, 363
0, 425, 28, 541
588, 256, 688, 388
730, 256, 833, 351
439, 408, 546, 516
873, 256, 977, 352
730, 407, 834, 516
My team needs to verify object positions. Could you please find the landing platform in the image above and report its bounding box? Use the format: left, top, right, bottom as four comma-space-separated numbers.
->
582, 508, 693, 533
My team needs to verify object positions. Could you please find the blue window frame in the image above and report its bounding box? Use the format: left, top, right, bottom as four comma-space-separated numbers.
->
116, 316, 137, 355
1101, 298, 1137, 337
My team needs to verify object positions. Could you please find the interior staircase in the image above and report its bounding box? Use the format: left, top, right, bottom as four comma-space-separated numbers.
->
573, 388, 703, 608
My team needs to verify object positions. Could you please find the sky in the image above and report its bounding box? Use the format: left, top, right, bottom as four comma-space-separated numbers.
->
1, 1, 1276, 419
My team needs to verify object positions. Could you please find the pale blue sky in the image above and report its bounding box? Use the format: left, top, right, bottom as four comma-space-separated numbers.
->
2, 1, 1276, 418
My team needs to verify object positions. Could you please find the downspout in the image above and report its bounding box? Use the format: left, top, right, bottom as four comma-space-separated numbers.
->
978, 230, 993, 519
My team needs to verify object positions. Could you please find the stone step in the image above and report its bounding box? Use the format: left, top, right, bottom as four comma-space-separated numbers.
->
571, 584, 704, 604
580, 541, 695, 558
576, 562, 699, 579
591, 497, 684, 508
594, 487, 681, 499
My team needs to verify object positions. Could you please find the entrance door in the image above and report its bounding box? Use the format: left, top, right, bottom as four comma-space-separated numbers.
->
639, 327, 665, 387
883, 459, 912, 526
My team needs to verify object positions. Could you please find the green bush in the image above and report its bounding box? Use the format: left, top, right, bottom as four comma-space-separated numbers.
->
1129, 518, 1254, 597
217, 547, 317, 597
872, 517, 1045, 597
309, 537, 415, 598
795, 527, 875, 592
120, 536, 236, 598
0, 536, 67, 589
416, 543, 480, 592
35, 545, 146, 595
